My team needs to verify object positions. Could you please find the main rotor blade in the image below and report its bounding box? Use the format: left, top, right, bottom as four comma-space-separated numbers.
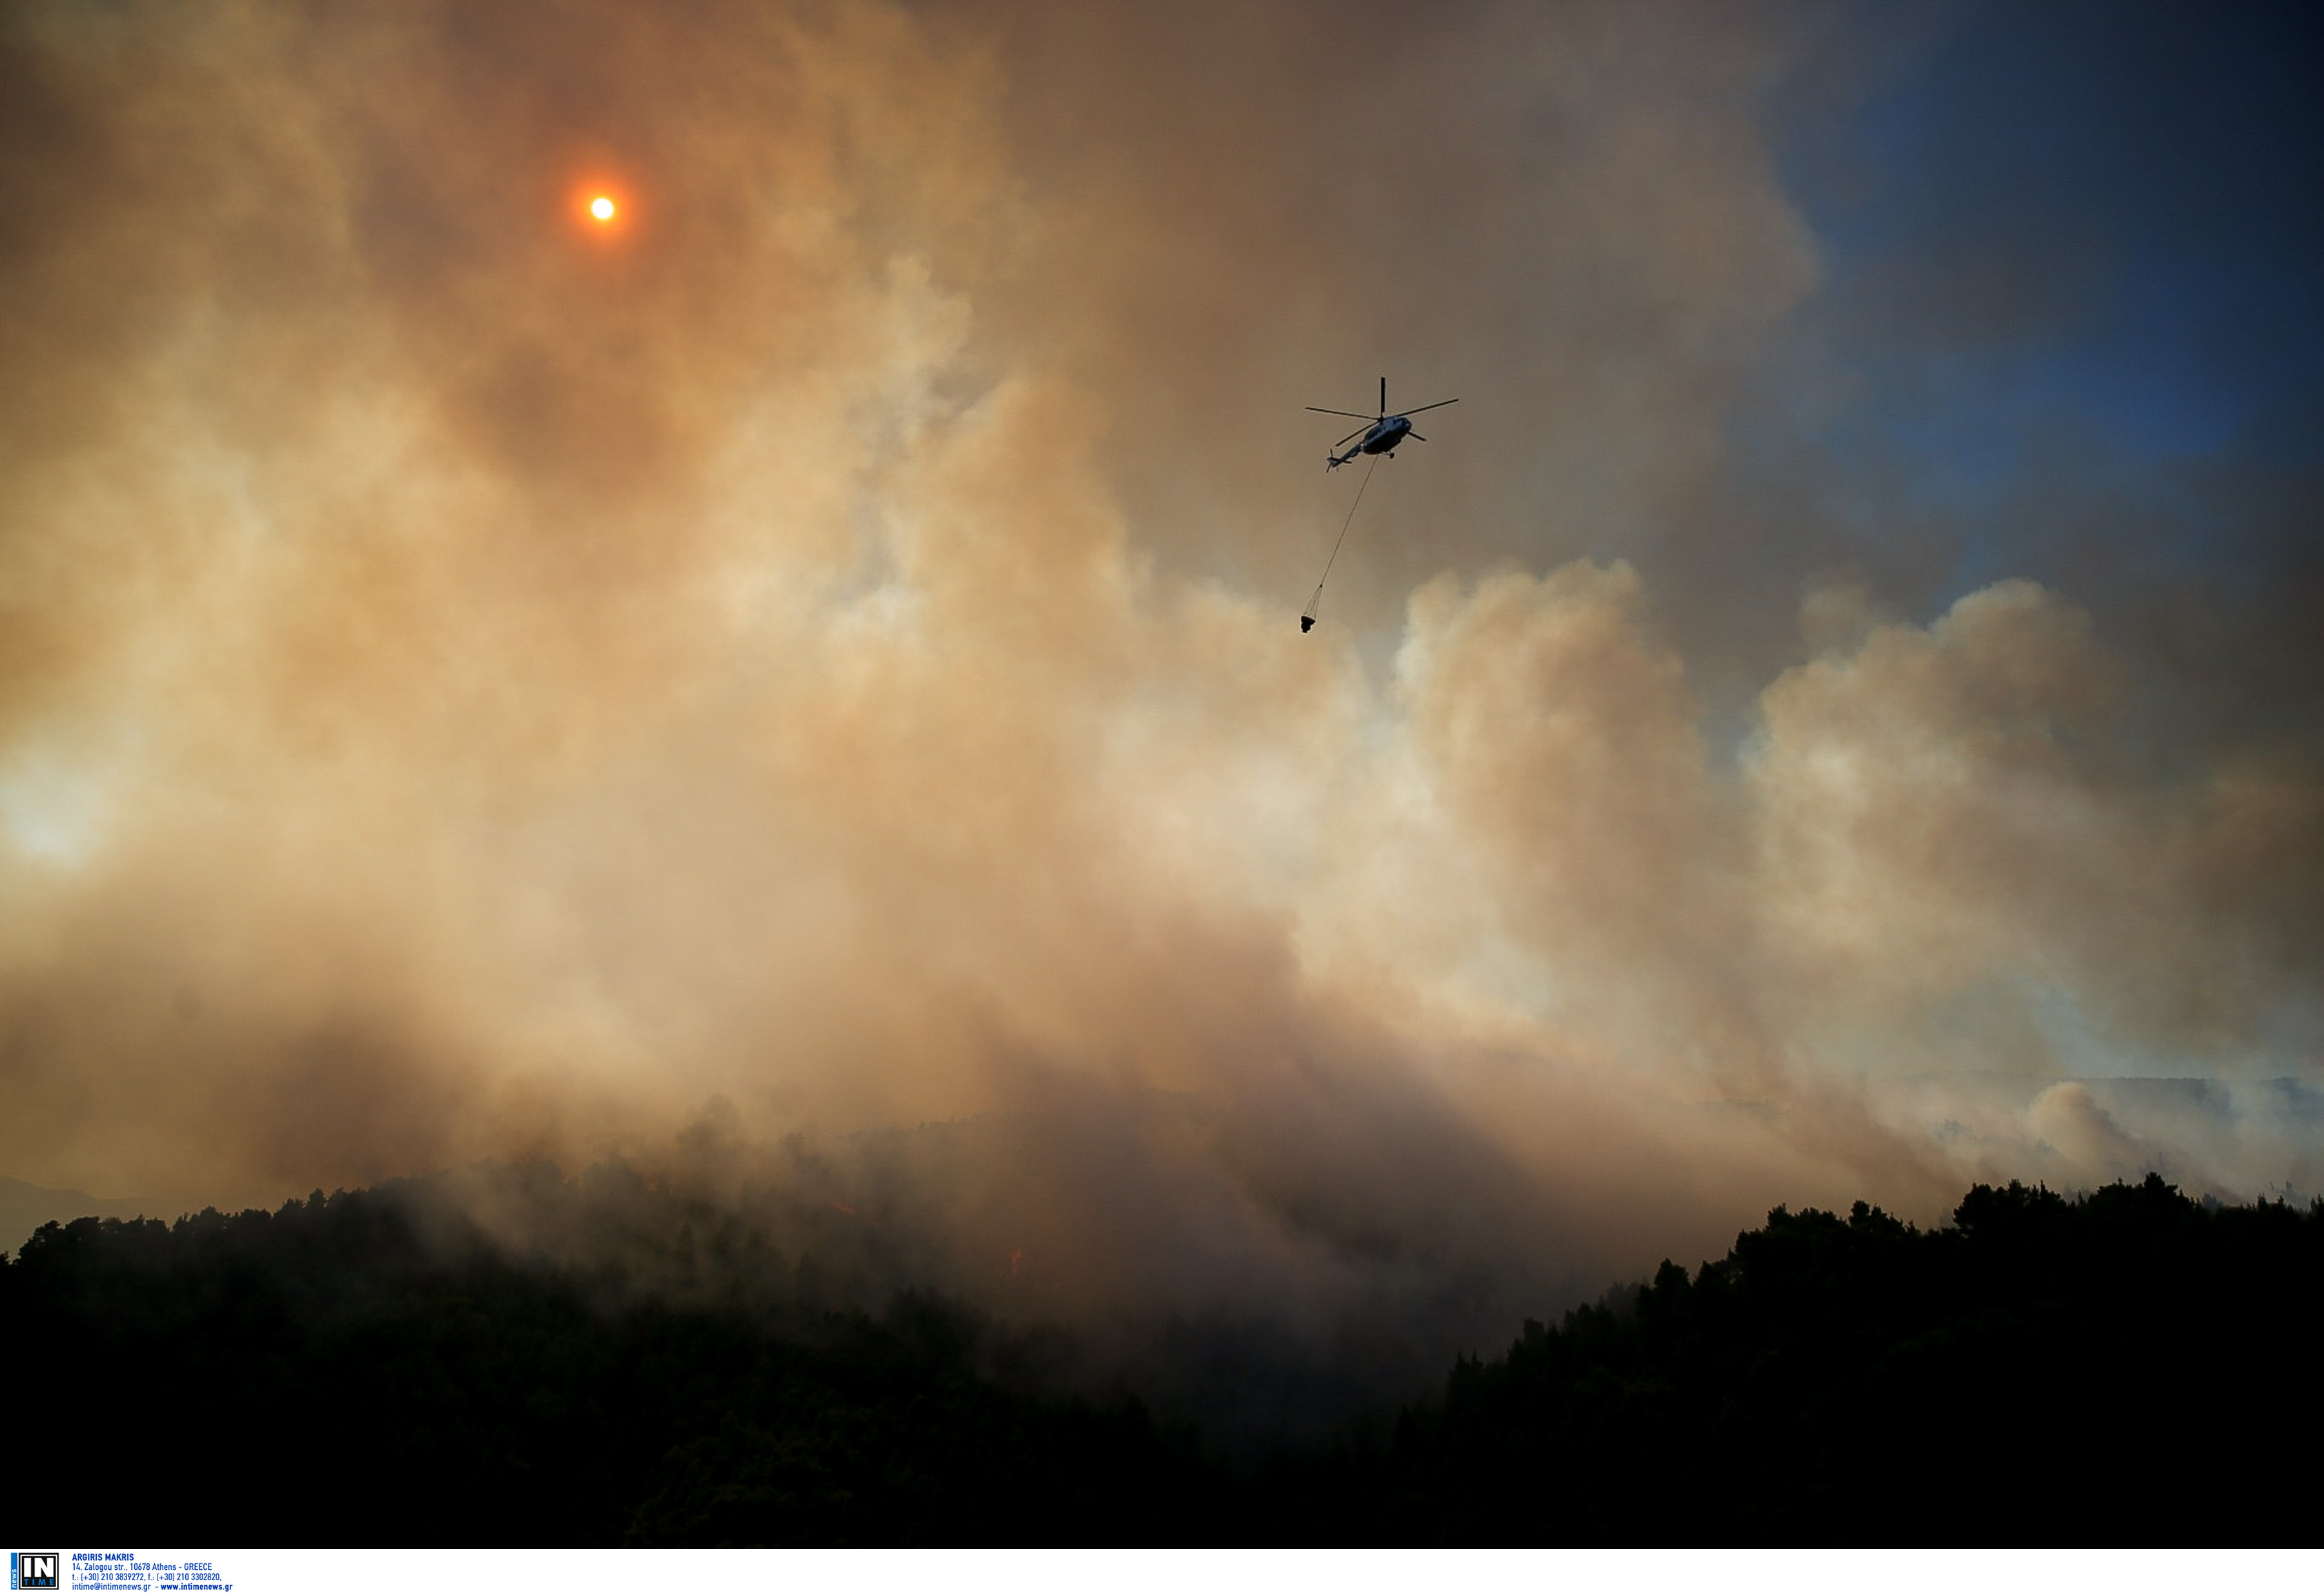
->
1380, 376, 1387, 416
1306, 407, 1377, 420
1333, 423, 1371, 448
1398, 398, 1460, 417
1408, 432, 1427, 442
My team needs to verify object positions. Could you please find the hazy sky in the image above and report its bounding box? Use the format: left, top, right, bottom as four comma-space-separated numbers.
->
3, 0, 2319, 1323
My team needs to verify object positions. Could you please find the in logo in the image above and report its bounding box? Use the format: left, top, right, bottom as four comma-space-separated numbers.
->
11, 1554, 59, 1592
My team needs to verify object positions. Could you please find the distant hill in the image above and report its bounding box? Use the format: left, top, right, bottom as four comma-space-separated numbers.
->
5, 1183, 1219, 1545
0, 1176, 163, 1257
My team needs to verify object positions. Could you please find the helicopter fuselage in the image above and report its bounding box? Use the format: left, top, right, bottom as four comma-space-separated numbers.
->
1312, 381, 1456, 470
1330, 414, 1411, 468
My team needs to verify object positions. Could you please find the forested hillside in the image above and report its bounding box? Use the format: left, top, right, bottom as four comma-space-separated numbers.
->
6, 1181, 1221, 1544
8, 1172, 2317, 1544
1284, 1175, 2324, 1541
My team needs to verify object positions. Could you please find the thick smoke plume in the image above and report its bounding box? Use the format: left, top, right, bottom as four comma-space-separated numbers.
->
3, 0, 2318, 1394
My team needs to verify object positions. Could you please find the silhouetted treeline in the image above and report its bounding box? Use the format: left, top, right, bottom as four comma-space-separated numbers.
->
8, 1172, 2318, 1543
5, 1179, 1223, 1545
1270, 1174, 2323, 1542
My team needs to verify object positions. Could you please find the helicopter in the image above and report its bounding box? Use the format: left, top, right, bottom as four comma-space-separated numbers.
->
1308, 377, 1458, 471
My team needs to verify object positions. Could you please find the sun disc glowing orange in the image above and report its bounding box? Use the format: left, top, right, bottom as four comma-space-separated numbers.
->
589, 196, 615, 222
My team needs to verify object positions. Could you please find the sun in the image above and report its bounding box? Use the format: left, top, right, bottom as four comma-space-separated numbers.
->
569, 178, 631, 238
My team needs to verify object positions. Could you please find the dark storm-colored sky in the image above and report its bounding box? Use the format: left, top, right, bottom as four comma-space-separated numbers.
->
1773, 0, 2321, 580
